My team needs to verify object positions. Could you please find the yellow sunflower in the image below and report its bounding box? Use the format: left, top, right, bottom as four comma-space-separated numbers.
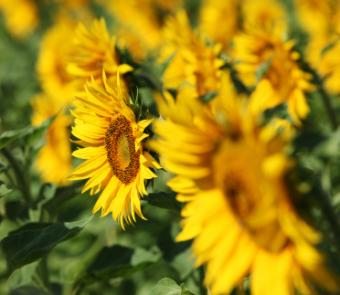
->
307, 35, 340, 94
67, 19, 126, 84
294, 0, 339, 36
101, 0, 163, 61
241, 0, 288, 35
161, 10, 224, 97
37, 19, 80, 104
198, 0, 240, 51
233, 28, 313, 124
151, 77, 339, 295
69, 73, 160, 228
31, 94, 72, 185
0, 0, 38, 39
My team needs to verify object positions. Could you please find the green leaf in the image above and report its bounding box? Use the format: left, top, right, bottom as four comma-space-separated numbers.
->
0, 222, 84, 272
10, 286, 49, 295
256, 59, 271, 83
147, 192, 181, 212
200, 91, 217, 103
0, 128, 32, 150
0, 183, 13, 198
170, 248, 195, 280
0, 117, 53, 150
85, 245, 150, 281
150, 278, 195, 295
321, 37, 340, 56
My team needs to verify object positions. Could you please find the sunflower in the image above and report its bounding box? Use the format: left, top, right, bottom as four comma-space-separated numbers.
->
100, 0, 163, 61
161, 10, 224, 97
307, 35, 340, 94
233, 28, 313, 124
294, 0, 339, 36
31, 94, 72, 185
302, 2, 340, 94
151, 76, 338, 295
37, 19, 79, 104
0, 0, 38, 39
69, 73, 160, 228
67, 18, 128, 83
241, 0, 287, 35
198, 0, 239, 51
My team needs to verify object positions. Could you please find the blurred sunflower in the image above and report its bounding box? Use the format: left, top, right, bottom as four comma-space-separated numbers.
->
161, 10, 224, 97
300, 1, 340, 94
233, 29, 312, 124
198, 0, 239, 51
37, 19, 79, 104
69, 73, 160, 228
0, 0, 38, 39
307, 36, 340, 94
241, 0, 287, 34
151, 76, 339, 295
31, 95, 71, 185
102, 0, 163, 60
294, 0, 339, 36
67, 19, 124, 84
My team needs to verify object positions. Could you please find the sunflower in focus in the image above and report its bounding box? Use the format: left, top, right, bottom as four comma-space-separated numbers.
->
0, 0, 38, 39
69, 73, 160, 228
233, 29, 313, 124
151, 76, 339, 295
161, 10, 224, 97
31, 95, 72, 185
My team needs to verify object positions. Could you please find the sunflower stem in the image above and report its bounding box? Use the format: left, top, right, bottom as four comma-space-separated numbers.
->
317, 83, 338, 131
1, 147, 32, 205
302, 62, 338, 130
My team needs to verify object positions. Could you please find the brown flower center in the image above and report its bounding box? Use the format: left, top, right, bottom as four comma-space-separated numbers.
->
105, 115, 140, 184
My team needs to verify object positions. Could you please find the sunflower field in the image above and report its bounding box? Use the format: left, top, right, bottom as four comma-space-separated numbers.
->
0, 0, 340, 294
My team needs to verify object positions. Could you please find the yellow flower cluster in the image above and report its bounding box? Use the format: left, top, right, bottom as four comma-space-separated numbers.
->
23, 1, 339, 293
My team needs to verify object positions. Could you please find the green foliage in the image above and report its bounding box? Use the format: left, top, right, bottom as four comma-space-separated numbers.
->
150, 278, 194, 295
1, 222, 83, 272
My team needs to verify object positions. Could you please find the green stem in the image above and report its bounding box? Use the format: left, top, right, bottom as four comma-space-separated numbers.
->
318, 84, 338, 130
1, 148, 32, 204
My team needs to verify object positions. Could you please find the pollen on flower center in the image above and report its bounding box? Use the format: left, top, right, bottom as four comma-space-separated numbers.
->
105, 115, 140, 184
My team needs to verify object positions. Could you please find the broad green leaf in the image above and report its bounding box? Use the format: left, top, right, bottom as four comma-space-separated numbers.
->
10, 286, 49, 295
0, 117, 53, 150
0, 183, 12, 198
0, 128, 31, 150
150, 278, 194, 295
170, 248, 195, 280
0, 222, 84, 272
131, 246, 161, 265
316, 129, 340, 157
7, 261, 39, 290
147, 192, 181, 212
85, 245, 150, 280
